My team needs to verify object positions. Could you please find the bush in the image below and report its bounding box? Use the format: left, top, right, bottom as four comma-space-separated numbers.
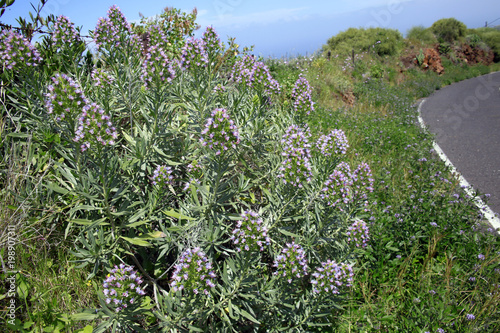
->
2, 5, 376, 331
431, 18, 467, 43
406, 25, 437, 44
326, 27, 403, 56
473, 27, 500, 61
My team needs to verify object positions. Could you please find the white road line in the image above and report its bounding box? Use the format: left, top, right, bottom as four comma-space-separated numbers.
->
417, 99, 500, 232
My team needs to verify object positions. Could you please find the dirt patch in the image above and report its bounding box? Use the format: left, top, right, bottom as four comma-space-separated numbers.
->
400, 48, 444, 75
455, 44, 495, 65
340, 90, 356, 106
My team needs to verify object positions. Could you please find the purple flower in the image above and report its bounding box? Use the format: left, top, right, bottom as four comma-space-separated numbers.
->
231, 211, 270, 252
0, 29, 42, 70
73, 103, 118, 152
277, 125, 313, 187
170, 247, 216, 296
466, 313, 475, 320
230, 55, 280, 96
93, 5, 141, 55
316, 129, 349, 156
346, 219, 370, 248
321, 161, 353, 209
151, 165, 174, 187
178, 37, 209, 70
311, 260, 353, 295
291, 76, 314, 116
51, 15, 81, 50
141, 44, 177, 88
273, 242, 309, 283
102, 264, 146, 312
91, 68, 115, 89
200, 108, 240, 154
45, 73, 88, 123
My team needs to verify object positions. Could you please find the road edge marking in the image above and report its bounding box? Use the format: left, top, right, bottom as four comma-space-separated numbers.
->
417, 99, 500, 232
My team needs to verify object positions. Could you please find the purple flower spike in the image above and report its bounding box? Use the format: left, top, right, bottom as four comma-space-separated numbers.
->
170, 247, 217, 297
231, 211, 270, 252
277, 125, 313, 188
101, 264, 146, 312
273, 242, 309, 283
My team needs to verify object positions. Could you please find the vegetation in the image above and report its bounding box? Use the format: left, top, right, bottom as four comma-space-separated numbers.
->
1, 1, 500, 332
325, 27, 403, 57
471, 27, 500, 61
406, 25, 437, 45
431, 18, 468, 43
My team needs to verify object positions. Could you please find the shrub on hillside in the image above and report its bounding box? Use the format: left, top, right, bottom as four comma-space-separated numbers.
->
406, 25, 437, 44
472, 27, 500, 62
326, 27, 403, 56
431, 18, 467, 43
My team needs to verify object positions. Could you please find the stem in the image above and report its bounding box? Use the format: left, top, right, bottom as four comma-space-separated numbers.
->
129, 253, 167, 294
99, 150, 115, 239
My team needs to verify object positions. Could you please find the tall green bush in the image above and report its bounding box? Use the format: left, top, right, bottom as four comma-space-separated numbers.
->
431, 18, 467, 43
406, 25, 437, 44
326, 27, 403, 56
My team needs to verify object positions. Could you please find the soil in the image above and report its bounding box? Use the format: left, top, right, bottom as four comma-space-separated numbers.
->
400, 43, 495, 75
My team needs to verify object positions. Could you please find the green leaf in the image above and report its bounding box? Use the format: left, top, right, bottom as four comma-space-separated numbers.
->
16, 274, 28, 300
74, 325, 94, 333
45, 182, 69, 195
162, 209, 195, 221
7, 132, 31, 138
124, 220, 150, 228
121, 236, 152, 247
278, 228, 301, 239
239, 309, 260, 324
70, 218, 109, 226
71, 312, 101, 321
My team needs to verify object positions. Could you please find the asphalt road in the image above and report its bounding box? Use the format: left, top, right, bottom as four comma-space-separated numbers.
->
420, 71, 500, 218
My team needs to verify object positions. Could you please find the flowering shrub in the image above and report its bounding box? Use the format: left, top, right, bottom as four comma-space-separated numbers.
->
291, 76, 315, 116
202, 26, 223, 59
321, 161, 353, 209
273, 242, 309, 283
200, 108, 240, 155
141, 45, 177, 88
316, 129, 349, 156
5, 5, 388, 331
45, 73, 88, 123
0, 29, 42, 70
321, 161, 374, 210
179, 37, 209, 70
277, 125, 313, 187
346, 219, 370, 248
74, 103, 117, 152
230, 55, 280, 95
91, 67, 115, 88
311, 260, 354, 295
51, 15, 81, 50
102, 264, 146, 312
231, 211, 270, 252
93, 5, 140, 55
170, 247, 217, 296
352, 162, 375, 205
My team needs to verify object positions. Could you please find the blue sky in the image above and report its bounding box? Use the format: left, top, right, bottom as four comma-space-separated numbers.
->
2, 0, 499, 57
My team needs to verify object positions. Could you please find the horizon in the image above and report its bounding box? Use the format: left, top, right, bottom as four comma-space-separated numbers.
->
1, 0, 499, 58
